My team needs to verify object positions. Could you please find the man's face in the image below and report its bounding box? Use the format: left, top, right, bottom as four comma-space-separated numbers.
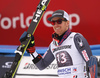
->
51, 17, 69, 36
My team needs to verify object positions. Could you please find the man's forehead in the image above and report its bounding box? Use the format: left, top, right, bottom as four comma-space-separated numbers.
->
51, 17, 64, 21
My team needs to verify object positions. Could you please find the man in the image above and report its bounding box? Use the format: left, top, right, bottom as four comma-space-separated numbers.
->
20, 10, 98, 78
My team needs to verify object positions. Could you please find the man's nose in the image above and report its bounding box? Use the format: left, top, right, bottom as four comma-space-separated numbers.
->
54, 22, 58, 26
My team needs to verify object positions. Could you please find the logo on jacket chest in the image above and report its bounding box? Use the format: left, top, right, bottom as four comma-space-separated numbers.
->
52, 45, 72, 53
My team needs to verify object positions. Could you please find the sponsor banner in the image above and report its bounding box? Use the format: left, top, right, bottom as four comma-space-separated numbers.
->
0, 0, 100, 46
0, 56, 99, 78
0, 56, 14, 78
17, 56, 58, 75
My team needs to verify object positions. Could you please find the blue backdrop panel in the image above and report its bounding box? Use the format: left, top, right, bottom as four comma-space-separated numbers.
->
0, 45, 100, 56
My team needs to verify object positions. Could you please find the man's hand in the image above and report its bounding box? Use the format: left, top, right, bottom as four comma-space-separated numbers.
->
19, 31, 42, 64
19, 31, 35, 54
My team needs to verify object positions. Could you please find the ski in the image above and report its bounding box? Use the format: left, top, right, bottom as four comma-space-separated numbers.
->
2, 0, 50, 78
89, 56, 98, 78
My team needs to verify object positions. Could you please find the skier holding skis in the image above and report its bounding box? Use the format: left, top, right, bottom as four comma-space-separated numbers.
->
19, 10, 98, 78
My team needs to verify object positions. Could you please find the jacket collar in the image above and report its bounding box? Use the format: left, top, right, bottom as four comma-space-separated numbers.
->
52, 28, 71, 46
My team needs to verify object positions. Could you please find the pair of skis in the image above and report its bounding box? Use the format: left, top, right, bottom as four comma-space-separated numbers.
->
2, 0, 50, 78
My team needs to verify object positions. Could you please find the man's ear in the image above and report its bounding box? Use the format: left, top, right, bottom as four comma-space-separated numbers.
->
66, 21, 69, 27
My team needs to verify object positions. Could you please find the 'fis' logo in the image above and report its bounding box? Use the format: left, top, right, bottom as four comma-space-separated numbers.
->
33, 0, 47, 22
2, 62, 13, 68
73, 67, 77, 72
